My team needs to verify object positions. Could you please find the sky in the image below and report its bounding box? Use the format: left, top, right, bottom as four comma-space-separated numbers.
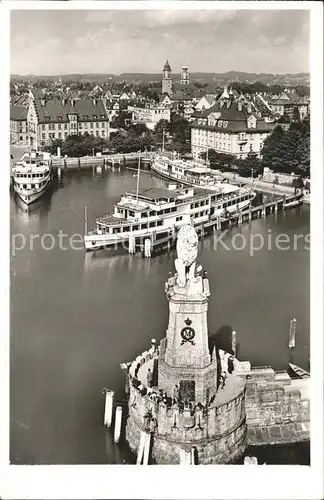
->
10, 9, 310, 75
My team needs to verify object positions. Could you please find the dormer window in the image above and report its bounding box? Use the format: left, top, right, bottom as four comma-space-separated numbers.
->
84, 115, 88, 120
44, 116, 50, 121
93, 115, 97, 119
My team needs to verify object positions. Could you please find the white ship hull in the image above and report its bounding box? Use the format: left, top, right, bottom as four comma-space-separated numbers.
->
13, 175, 52, 205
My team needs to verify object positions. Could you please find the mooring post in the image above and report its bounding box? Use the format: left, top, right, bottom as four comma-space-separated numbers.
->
262, 205, 266, 217
274, 201, 278, 213
144, 238, 152, 258
248, 206, 252, 222
216, 216, 221, 231
103, 389, 114, 427
128, 236, 135, 254
114, 406, 123, 443
288, 318, 297, 349
238, 211, 243, 225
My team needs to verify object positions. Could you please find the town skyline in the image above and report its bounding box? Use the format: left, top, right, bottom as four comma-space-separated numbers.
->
11, 10, 309, 76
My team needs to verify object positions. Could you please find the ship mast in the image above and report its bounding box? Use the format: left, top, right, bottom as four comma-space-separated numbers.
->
136, 155, 141, 203
162, 128, 165, 153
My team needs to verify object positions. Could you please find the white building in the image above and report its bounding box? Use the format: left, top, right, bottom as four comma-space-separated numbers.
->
190, 98, 275, 159
128, 104, 171, 130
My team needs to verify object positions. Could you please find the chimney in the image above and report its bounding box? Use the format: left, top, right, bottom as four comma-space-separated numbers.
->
238, 101, 243, 112
93, 98, 97, 107
247, 103, 252, 114
62, 97, 66, 107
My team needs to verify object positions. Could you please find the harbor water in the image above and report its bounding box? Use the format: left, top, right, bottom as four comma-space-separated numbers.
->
10, 166, 310, 464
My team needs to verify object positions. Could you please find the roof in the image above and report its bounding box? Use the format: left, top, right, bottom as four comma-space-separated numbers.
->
138, 187, 179, 201
269, 98, 294, 106
10, 105, 27, 121
32, 97, 109, 124
163, 60, 172, 72
190, 100, 275, 133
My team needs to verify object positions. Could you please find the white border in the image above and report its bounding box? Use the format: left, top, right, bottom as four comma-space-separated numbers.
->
1, 2, 323, 500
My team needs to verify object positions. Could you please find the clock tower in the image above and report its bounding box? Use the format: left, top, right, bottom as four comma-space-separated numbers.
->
158, 226, 218, 404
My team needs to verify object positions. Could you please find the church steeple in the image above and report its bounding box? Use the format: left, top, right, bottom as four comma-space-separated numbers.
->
162, 60, 173, 95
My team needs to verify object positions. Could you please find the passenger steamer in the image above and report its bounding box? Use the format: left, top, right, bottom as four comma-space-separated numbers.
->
84, 165, 255, 251
151, 152, 225, 190
12, 150, 52, 205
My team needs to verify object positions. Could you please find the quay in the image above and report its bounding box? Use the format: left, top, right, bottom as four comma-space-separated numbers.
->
136, 191, 304, 257
49, 151, 154, 170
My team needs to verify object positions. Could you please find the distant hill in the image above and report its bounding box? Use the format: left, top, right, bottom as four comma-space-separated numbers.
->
10, 71, 309, 86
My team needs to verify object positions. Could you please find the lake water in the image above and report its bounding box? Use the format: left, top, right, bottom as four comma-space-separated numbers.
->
10, 166, 310, 464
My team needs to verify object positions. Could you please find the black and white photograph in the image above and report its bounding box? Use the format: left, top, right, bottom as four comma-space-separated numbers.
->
1, 2, 323, 499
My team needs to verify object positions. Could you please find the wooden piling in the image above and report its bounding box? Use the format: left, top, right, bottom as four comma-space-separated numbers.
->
114, 406, 123, 443
104, 389, 114, 427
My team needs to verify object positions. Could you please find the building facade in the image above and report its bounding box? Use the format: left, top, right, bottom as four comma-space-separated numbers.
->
190, 98, 275, 159
10, 105, 28, 145
27, 90, 110, 149
128, 104, 171, 130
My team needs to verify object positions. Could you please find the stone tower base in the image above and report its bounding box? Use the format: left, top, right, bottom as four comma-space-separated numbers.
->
126, 415, 247, 465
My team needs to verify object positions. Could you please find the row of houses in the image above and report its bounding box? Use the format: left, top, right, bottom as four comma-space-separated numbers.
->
10, 90, 111, 148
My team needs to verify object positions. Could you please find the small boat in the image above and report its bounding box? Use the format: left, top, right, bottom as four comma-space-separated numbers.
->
288, 363, 310, 379
12, 149, 53, 205
284, 199, 303, 209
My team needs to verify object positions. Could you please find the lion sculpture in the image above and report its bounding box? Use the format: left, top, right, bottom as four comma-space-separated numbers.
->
175, 224, 199, 287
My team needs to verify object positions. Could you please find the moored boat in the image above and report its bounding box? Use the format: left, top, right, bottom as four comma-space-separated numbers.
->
288, 363, 310, 379
12, 150, 53, 205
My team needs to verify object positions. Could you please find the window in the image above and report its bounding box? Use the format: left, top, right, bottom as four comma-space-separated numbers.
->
123, 226, 130, 232
141, 223, 148, 229
141, 212, 148, 218
58, 124, 61, 130
113, 228, 120, 234
42, 133, 46, 139
101, 122, 105, 128
176, 216, 183, 222
64, 124, 68, 130
58, 132, 62, 139
90, 123, 93, 129
157, 220, 163, 227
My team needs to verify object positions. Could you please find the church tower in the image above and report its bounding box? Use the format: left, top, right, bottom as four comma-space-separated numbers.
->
180, 66, 189, 86
162, 60, 173, 95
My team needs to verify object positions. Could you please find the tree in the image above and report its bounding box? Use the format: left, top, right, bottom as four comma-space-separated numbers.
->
199, 150, 235, 171
260, 118, 310, 177
110, 111, 132, 129
292, 106, 301, 122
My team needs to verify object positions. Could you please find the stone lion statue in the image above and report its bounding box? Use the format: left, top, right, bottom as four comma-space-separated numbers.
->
175, 224, 198, 287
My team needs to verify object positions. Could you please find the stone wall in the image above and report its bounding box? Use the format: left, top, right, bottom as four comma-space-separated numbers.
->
241, 367, 310, 445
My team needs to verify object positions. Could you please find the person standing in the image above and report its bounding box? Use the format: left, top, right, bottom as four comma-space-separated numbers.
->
146, 368, 153, 388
